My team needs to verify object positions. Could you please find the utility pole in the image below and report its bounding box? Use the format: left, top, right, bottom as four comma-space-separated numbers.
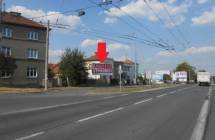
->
44, 20, 50, 91
0, 0, 3, 40
0, 0, 3, 23
134, 45, 137, 85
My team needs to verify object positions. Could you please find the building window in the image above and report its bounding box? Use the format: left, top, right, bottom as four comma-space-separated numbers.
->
27, 48, 38, 59
27, 67, 38, 78
27, 32, 39, 40
0, 47, 11, 57
2, 27, 13, 38
0, 71, 11, 78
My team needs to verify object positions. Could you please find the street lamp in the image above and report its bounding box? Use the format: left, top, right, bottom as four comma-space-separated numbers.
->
78, 10, 85, 17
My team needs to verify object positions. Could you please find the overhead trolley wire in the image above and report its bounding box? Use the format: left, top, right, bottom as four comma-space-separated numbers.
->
111, 3, 175, 49
143, 0, 186, 50
159, 0, 190, 48
88, 0, 174, 51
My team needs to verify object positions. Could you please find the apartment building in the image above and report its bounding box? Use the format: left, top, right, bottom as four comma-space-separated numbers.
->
85, 55, 138, 85
0, 12, 47, 86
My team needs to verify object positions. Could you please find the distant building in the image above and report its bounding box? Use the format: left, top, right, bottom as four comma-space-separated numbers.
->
0, 12, 47, 86
85, 56, 138, 85
85, 55, 114, 84
48, 64, 62, 86
152, 70, 171, 84
114, 59, 138, 85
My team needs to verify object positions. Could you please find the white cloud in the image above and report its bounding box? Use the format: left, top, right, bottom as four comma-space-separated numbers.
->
192, 7, 215, 25
114, 55, 129, 61
80, 39, 130, 52
104, 17, 117, 24
49, 49, 64, 63
142, 46, 215, 72
157, 46, 215, 57
197, 0, 209, 4
7, 5, 80, 31
105, 0, 192, 27
108, 42, 130, 52
81, 39, 104, 48
49, 49, 64, 57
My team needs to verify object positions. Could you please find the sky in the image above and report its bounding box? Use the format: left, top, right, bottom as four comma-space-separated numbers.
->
4, 0, 215, 74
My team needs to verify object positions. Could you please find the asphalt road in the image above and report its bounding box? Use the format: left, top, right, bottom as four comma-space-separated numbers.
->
205, 85, 215, 140
0, 84, 212, 140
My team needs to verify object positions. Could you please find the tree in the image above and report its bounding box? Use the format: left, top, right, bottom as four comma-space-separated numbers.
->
137, 75, 145, 85
163, 74, 172, 81
175, 62, 196, 82
59, 48, 88, 86
0, 53, 17, 77
212, 76, 215, 84
48, 68, 55, 79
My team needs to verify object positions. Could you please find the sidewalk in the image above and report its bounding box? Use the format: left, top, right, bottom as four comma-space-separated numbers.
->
0, 84, 181, 95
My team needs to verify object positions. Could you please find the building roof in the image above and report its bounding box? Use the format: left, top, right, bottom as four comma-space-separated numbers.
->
123, 59, 135, 64
85, 55, 113, 61
85, 55, 136, 65
115, 59, 135, 65
1, 12, 47, 30
49, 64, 60, 74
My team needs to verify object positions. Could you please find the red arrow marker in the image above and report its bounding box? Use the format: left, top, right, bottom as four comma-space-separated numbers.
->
95, 42, 109, 63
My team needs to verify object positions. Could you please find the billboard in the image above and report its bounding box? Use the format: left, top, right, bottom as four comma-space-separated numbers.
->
92, 63, 113, 75
152, 74, 163, 80
154, 70, 171, 75
175, 71, 187, 82
145, 71, 152, 79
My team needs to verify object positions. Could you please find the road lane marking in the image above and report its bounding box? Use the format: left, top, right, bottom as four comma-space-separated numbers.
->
175, 85, 197, 93
0, 99, 94, 116
156, 94, 167, 98
1, 85, 194, 116
1, 94, 121, 116
190, 86, 212, 140
170, 91, 176, 94
103, 96, 116, 99
134, 98, 153, 105
77, 107, 123, 123
121, 94, 129, 96
15, 132, 45, 140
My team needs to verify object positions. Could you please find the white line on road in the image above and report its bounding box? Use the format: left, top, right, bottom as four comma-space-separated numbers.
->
120, 94, 129, 96
134, 98, 153, 105
103, 96, 116, 99
169, 91, 176, 94
177, 85, 196, 92
190, 86, 212, 140
77, 107, 124, 123
15, 132, 45, 140
156, 94, 167, 98
1, 99, 93, 116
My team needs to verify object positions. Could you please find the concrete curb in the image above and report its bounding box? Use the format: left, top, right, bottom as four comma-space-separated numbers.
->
190, 86, 212, 140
